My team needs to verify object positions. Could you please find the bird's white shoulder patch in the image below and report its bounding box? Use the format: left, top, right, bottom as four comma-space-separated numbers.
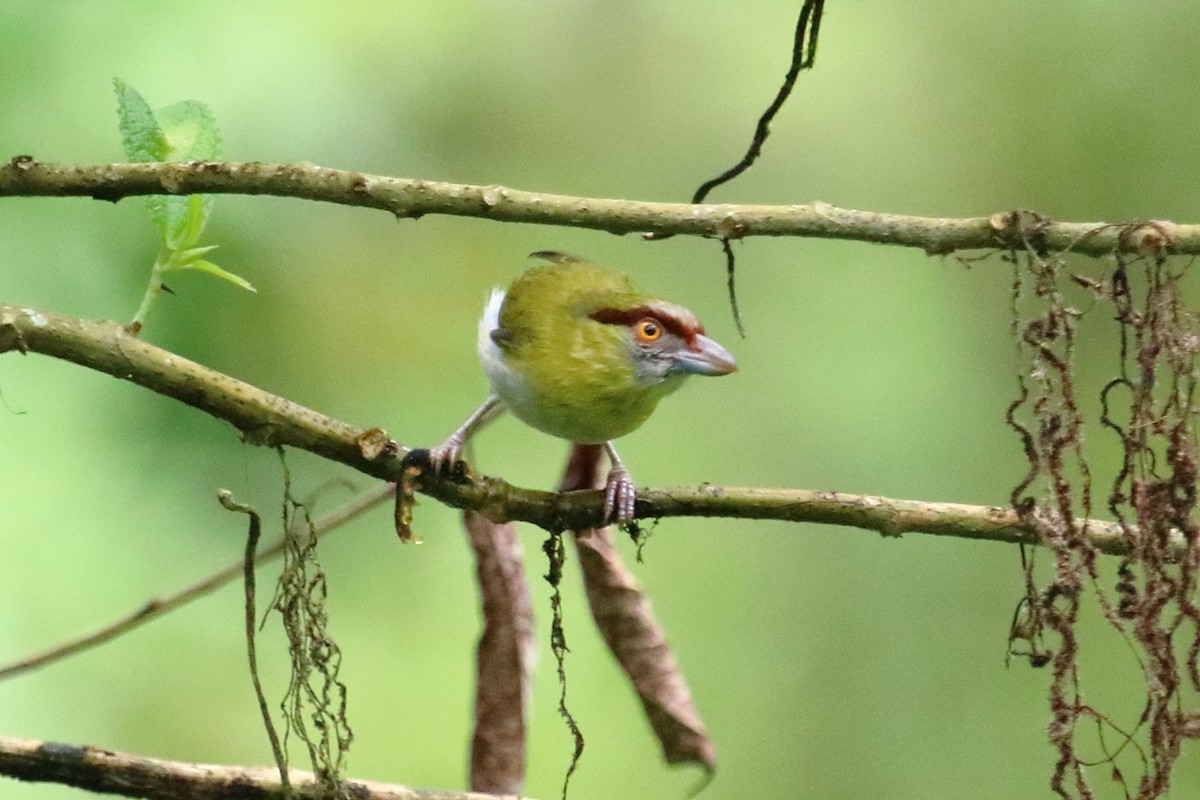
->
477, 287, 505, 357
477, 287, 536, 410
478, 287, 519, 390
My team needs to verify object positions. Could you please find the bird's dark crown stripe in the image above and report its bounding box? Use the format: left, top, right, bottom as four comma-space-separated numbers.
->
588, 306, 703, 338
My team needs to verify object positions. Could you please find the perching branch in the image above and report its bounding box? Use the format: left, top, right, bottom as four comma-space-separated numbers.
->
0, 158, 1192, 257
0, 301, 1173, 557
0, 735, 527, 800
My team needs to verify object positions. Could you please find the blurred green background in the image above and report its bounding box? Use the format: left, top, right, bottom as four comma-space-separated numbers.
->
3, 2, 1199, 798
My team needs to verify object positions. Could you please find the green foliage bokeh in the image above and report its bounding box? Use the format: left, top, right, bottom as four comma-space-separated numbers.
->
2, 2, 1199, 799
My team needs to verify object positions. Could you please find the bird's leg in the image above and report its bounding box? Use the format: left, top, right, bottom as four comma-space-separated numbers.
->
428, 394, 504, 474
602, 441, 637, 525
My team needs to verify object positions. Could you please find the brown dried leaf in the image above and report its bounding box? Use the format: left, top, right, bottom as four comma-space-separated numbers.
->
464, 509, 535, 795
573, 528, 716, 772
560, 444, 717, 773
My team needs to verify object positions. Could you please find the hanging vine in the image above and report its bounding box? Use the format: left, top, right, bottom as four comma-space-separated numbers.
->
1007, 217, 1200, 799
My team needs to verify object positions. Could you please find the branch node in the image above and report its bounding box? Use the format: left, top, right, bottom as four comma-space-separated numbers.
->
355, 427, 397, 461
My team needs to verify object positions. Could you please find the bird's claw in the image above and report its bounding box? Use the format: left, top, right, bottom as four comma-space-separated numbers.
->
603, 465, 637, 526
427, 434, 465, 476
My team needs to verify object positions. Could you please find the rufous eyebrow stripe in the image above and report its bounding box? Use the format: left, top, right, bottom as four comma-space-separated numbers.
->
588, 305, 705, 340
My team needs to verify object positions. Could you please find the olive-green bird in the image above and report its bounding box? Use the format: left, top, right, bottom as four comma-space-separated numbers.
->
429, 251, 737, 523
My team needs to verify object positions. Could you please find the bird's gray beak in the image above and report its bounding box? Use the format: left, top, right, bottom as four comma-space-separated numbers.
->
673, 334, 737, 376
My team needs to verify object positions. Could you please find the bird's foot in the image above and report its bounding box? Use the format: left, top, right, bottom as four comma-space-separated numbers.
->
424, 395, 501, 478
603, 464, 637, 526
427, 433, 466, 476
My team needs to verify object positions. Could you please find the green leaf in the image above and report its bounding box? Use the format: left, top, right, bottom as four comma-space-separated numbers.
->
114, 77, 171, 235
114, 78, 168, 162
116, 81, 243, 329
175, 244, 219, 263
163, 192, 212, 251
186, 260, 256, 293
157, 103, 220, 246
156, 99, 222, 162
115, 81, 223, 245
115, 79, 174, 236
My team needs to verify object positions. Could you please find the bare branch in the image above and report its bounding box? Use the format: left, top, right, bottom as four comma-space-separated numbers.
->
0, 301, 1172, 556
0, 735, 528, 800
0, 158, 1193, 256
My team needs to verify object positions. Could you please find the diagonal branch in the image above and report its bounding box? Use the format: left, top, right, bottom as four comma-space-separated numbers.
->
0, 158, 1193, 257
0, 301, 1170, 556
0, 735, 528, 800
0, 484, 391, 682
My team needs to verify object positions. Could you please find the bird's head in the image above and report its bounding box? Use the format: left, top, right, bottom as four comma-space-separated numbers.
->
498, 251, 735, 386
586, 297, 737, 385
485, 251, 736, 443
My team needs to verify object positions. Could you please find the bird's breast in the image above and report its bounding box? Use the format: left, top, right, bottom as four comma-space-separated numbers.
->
476, 289, 676, 443
479, 341, 661, 445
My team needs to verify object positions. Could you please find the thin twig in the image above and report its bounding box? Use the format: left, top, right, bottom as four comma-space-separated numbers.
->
218, 491, 292, 793
721, 238, 746, 337
0, 483, 391, 682
688, 0, 824, 205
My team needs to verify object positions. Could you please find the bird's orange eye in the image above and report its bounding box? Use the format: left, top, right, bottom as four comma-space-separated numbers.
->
635, 319, 662, 342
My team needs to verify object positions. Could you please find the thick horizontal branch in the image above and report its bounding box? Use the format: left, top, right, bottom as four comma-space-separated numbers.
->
0, 158, 1192, 256
0, 301, 1157, 555
0, 735, 525, 800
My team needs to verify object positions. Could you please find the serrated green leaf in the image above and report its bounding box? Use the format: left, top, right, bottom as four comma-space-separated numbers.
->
114, 78, 169, 162
156, 103, 220, 247
186, 260, 256, 293
115, 84, 223, 245
163, 193, 212, 251
115, 79, 173, 234
116, 82, 241, 329
156, 99, 222, 162
145, 199, 174, 239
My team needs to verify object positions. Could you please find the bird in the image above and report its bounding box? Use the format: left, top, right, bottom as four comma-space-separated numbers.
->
428, 251, 737, 524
